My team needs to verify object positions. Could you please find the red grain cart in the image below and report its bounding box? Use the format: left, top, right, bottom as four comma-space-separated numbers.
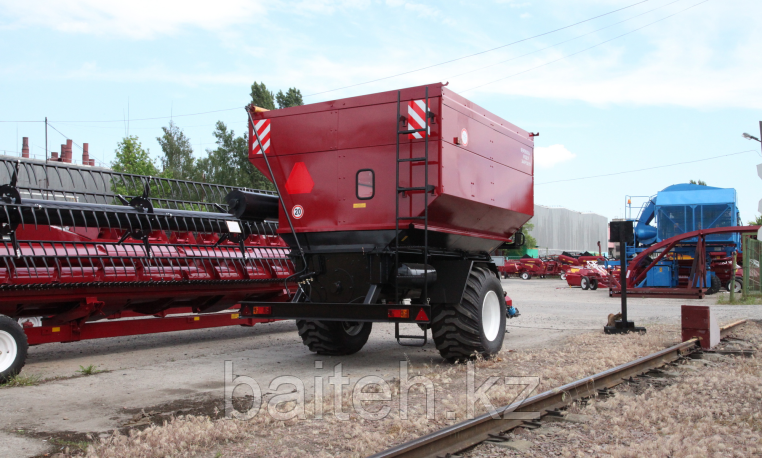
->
243, 82, 533, 361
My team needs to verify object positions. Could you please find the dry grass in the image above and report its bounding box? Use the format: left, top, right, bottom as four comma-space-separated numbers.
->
470, 321, 762, 458
86, 415, 248, 458
85, 325, 683, 458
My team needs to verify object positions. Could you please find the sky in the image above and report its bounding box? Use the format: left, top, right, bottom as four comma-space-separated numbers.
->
1, 0, 760, 221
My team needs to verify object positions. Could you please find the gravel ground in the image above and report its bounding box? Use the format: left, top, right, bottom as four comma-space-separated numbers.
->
466, 321, 762, 458
2, 278, 760, 457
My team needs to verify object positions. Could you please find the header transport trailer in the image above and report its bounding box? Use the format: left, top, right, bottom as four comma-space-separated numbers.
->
241, 82, 534, 361
0, 158, 293, 382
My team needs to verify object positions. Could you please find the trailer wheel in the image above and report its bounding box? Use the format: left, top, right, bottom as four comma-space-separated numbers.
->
520, 272, 531, 280
590, 278, 599, 290
431, 267, 506, 362
733, 277, 742, 294
706, 275, 722, 295
296, 320, 372, 356
560, 272, 567, 281
581, 276, 590, 290
0, 316, 28, 383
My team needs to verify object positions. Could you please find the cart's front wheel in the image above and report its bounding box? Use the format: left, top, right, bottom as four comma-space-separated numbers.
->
0, 316, 28, 384
296, 320, 372, 356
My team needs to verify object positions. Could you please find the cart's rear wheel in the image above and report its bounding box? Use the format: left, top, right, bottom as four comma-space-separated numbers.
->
0, 316, 28, 383
590, 278, 599, 290
560, 272, 567, 281
734, 277, 743, 294
296, 320, 372, 356
520, 272, 531, 280
581, 276, 590, 290
706, 275, 721, 295
432, 267, 506, 362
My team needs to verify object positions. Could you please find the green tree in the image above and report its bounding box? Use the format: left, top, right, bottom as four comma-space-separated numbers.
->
157, 121, 197, 181
196, 121, 274, 191
250, 81, 276, 110
748, 214, 762, 226
689, 179, 707, 186
276, 87, 304, 109
110, 136, 159, 196
523, 220, 538, 249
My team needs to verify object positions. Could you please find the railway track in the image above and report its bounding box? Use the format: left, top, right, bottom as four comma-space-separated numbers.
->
369, 319, 748, 458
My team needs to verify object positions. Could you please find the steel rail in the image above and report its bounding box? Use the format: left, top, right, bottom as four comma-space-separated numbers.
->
370, 319, 747, 458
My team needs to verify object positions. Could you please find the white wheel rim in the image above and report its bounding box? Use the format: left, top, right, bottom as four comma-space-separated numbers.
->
0, 330, 18, 373
735, 280, 742, 293
342, 322, 363, 336
482, 290, 501, 342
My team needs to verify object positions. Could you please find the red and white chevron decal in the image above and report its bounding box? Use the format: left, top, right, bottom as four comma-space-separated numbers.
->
407, 100, 429, 140
252, 119, 271, 155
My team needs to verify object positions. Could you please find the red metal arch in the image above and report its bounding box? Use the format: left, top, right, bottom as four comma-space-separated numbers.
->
626, 225, 759, 288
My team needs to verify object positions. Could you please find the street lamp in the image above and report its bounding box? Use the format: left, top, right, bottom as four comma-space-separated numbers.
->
743, 132, 761, 142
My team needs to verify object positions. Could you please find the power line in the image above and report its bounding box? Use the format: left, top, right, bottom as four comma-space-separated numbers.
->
46, 122, 84, 151
303, 0, 651, 98
536, 150, 758, 186
444, 0, 684, 82
462, 0, 711, 93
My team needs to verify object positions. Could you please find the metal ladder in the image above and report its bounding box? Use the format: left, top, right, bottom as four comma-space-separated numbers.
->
394, 87, 432, 347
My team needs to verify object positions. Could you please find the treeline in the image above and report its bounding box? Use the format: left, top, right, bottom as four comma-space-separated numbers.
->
110, 82, 303, 193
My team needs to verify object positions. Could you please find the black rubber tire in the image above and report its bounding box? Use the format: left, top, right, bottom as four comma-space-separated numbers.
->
581, 276, 590, 290
296, 320, 372, 356
706, 275, 722, 295
0, 316, 28, 384
521, 272, 531, 280
431, 267, 506, 362
590, 278, 599, 290
560, 272, 567, 281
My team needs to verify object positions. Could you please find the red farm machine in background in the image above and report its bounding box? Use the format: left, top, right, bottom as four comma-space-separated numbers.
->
498, 256, 563, 280
0, 157, 294, 382
242, 82, 533, 361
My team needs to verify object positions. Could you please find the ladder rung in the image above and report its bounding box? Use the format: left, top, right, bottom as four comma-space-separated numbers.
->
398, 157, 427, 162
398, 216, 426, 220
397, 185, 435, 192
398, 128, 427, 135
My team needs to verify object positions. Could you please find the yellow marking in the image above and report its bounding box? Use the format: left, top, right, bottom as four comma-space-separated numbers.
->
52, 327, 60, 333
231, 313, 240, 319
194, 316, 200, 321
353, 203, 366, 208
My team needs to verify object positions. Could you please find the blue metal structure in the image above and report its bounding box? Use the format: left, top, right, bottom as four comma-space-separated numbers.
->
619, 184, 739, 290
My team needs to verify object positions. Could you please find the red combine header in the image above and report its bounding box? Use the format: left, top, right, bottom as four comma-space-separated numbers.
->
0, 159, 294, 382
242, 83, 534, 360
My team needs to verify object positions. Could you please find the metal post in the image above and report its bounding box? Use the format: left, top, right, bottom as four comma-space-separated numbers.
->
620, 239, 627, 324
730, 251, 737, 302
743, 235, 748, 296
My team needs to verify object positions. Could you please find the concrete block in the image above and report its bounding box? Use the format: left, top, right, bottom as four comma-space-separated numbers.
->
681, 305, 720, 349
492, 440, 533, 452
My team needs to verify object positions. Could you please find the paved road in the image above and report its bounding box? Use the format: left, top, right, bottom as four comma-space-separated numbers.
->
2, 278, 757, 456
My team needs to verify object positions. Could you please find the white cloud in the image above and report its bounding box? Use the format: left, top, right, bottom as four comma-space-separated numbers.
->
0, 0, 268, 39
462, 2, 762, 110
535, 144, 576, 168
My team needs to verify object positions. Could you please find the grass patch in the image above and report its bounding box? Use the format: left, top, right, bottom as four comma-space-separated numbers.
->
0, 373, 41, 387
50, 438, 90, 452
76, 364, 104, 376
715, 294, 762, 305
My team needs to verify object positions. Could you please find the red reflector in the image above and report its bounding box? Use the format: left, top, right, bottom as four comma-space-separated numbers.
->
415, 308, 429, 321
251, 306, 272, 315
285, 162, 314, 194
388, 309, 410, 319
